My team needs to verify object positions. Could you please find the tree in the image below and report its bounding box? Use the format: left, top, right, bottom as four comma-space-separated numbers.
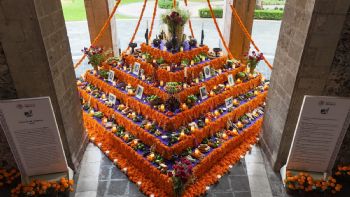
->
256, 0, 263, 10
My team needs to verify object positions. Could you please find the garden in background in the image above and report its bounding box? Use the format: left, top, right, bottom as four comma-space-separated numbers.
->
61, 0, 285, 21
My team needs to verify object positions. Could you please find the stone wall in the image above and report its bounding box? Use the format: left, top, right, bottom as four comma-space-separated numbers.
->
261, 0, 350, 170
0, 0, 87, 170
0, 43, 17, 168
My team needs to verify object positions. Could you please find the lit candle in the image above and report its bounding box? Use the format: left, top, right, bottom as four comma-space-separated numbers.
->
184, 67, 188, 78
182, 103, 188, 110
209, 91, 215, 97
261, 76, 266, 82
112, 81, 116, 86
237, 121, 243, 129
103, 118, 108, 124
232, 129, 239, 136
167, 66, 171, 71
132, 139, 138, 145
179, 132, 186, 140
89, 109, 94, 116
214, 110, 220, 116
190, 126, 196, 132
86, 86, 91, 92
160, 80, 164, 86
254, 90, 259, 96
233, 99, 239, 106
236, 78, 242, 84
194, 149, 200, 156
264, 84, 269, 90
128, 89, 133, 95
160, 104, 165, 112
180, 47, 183, 52
77, 80, 82, 86
249, 74, 254, 79
195, 78, 199, 83
183, 83, 187, 89
163, 47, 166, 51
142, 54, 146, 59
147, 153, 155, 161
92, 70, 97, 75
112, 126, 117, 132
123, 66, 127, 70
201, 56, 205, 62
191, 60, 194, 66
141, 75, 146, 80
222, 133, 228, 140
218, 69, 222, 74
205, 118, 210, 124
101, 94, 106, 99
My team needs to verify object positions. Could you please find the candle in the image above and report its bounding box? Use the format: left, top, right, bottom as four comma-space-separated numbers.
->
237, 121, 243, 129
112, 126, 117, 132
77, 80, 82, 86
112, 81, 116, 86
160, 104, 165, 112
180, 47, 183, 52
132, 139, 138, 145
183, 83, 187, 89
142, 54, 146, 59
123, 66, 127, 71
205, 118, 210, 124
218, 69, 222, 74
190, 126, 196, 132
214, 110, 220, 117
145, 122, 152, 130
141, 75, 146, 80
103, 118, 108, 124
89, 109, 94, 116
147, 153, 155, 161
194, 149, 200, 156
128, 89, 133, 95
201, 56, 205, 62
124, 134, 129, 141
92, 70, 97, 75
209, 91, 215, 97
160, 81, 164, 86
182, 103, 188, 110
86, 86, 91, 92
184, 67, 188, 78
167, 66, 171, 71
195, 78, 199, 83
222, 133, 228, 140
163, 47, 166, 51
254, 90, 259, 96
236, 78, 242, 84
249, 74, 254, 79
101, 94, 106, 99
233, 99, 239, 106
190, 60, 194, 66
264, 84, 269, 90
261, 76, 266, 82
232, 129, 239, 136
179, 132, 186, 140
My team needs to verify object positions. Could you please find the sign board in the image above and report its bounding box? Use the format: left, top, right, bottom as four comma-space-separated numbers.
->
286, 96, 350, 173
0, 97, 68, 178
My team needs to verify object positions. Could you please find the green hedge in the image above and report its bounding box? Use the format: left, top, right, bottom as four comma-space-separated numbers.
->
198, 8, 223, 18
158, 0, 179, 9
198, 8, 284, 20
254, 10, 284, 20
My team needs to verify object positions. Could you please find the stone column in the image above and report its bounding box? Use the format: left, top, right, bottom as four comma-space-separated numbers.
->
223, 0, 256, 60
260, 0, 350, 171
0, 0, 87, 170
84, 0, 119, 54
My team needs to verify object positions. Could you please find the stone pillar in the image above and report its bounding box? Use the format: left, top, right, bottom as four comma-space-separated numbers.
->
260, 0, 350, 171
223, 0, 256, 60
0, 0, 87, 170
84, 0, 119, 54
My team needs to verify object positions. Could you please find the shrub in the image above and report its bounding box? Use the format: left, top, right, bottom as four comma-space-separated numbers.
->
158, 0, 179, 9
254, 9, 283, 20
198, 7, 223, 18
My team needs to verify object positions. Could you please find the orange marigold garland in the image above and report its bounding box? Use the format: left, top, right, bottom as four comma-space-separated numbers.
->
148, 0, 159, 41
126, 0, 148, 51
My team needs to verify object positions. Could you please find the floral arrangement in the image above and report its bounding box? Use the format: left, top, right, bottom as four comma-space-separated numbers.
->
245, 51, 263, 74
164, 82, 182, 94
169, 157, 194, 197
11, 178, 74, 197
0, 168, 20, 188
82, 46, 108, 71
285, 171, 342, 194
161, 8, 190, 44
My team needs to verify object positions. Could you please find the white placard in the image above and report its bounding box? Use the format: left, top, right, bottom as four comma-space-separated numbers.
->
108, 93, 117, 105
286, 96, 350, 173
135, 85, 144, 99
0, 97, 68, 177
108, 70, 115, 82
225, 96, 234, 109
227, 74, 235, 86
203, 65, 211, 79
132, 62, 141, 76
199, 86, 208, 100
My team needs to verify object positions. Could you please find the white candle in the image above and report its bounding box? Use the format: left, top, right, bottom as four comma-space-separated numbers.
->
184, 67, 188, 78
167, 66, 171, 71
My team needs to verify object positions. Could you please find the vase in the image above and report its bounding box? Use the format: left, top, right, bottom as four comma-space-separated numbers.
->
166, 25, 185, 46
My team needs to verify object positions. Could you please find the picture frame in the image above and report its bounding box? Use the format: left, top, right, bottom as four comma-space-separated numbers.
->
108, 70, 115, 82
135, 85, 144, 99
199, 86, 208, 100
203, 65, 211, 79
108, 93, 117, 105
132, 62, 141, 76
227, 74, 235, 86
225, 96, 234, 109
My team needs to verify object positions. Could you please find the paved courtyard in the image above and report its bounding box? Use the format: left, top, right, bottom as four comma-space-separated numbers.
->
67, 19, 281, 79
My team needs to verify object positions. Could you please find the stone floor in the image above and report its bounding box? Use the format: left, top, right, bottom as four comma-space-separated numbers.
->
73, 143, 277, 197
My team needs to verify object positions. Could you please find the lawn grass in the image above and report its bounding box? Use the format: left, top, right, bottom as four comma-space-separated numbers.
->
262, 0, 286, 5
61, 0, 138, 21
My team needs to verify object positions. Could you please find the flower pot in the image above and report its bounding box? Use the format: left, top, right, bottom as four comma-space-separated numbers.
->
166, 25, 185, 46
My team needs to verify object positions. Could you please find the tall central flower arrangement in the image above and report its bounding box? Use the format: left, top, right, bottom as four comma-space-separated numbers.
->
161, 8, 190, 45
78, 5, 268, 197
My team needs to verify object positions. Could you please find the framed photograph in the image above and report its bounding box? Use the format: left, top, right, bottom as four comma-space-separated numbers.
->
135, 85, 144, 99
199, 86, 208, 100
108, 93, 117, 105
108, 70, 115, 82
203, 65, 211, 79
227, 74, 235, 86
132, 62, 141, 76
225, 96, 234, 109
